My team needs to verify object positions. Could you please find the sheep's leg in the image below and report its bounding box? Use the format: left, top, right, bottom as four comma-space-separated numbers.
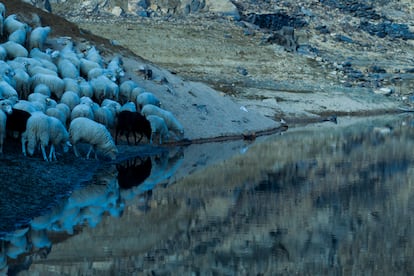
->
86, 145, 94, 159
49, 145, 56, 161
126, 131, 131, 145
137, 133, 143, 144
40, 144, 48, 162
21, 134, 27, 156
73, 144, 80, 157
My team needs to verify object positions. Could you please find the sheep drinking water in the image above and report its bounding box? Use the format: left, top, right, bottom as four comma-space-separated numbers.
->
69, 117, 117, 160
115, 110, 151, 145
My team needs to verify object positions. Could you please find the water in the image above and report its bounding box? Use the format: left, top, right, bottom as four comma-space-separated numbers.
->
2, 114, 414, 275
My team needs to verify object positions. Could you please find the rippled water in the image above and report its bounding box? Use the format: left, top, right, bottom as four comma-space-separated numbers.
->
2, 114, 414, 275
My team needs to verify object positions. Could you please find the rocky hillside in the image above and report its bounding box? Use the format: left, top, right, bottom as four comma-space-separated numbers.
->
44, 0, 414, 121
16, 0, 414, 122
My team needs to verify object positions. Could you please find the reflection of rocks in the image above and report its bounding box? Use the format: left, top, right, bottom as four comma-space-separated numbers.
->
21, 115, 413, 275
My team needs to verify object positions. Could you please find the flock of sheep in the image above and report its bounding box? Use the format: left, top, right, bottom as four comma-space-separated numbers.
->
0, 2, 185, 161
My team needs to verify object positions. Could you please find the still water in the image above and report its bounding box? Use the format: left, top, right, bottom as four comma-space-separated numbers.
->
1, 114, 414, 275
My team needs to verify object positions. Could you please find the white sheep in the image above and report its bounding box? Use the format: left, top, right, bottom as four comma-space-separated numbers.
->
0, 45, 6, 60
1, 40, 28, 58
51, 41, 81, 70
4, 14, 28, 35
0, 99, 13, 153
48, 116, 71, 161
79, 96, 94, 106
29, 26, 51, 50
130, 86, 145, 103
87, 67, 116, 82
28, 92, 49, 112
14, 56, 42, 67
0, 15, 3, 42
46, 106, 67, 126
90, 75, 119, 103
80, 57, 102, 78
79, 78, 94, 98
46, 97, 57, 109
85, 46, 104, 66
56, 103, 71, 120
63, 77, 81, 95
141, 104, 184, 139
0, 3, 5, 20
33, 83, 51, 97
21, 112, 50, 161
30, 73, 65, 99
93, 105, 116, 129
107, 55, 125, 83
13, 100, 40, 113
60, 90, 80, 110
6, 59, 26, 71
27, 64, 58, 77
146, 115, 169, 144
119, 80, 138, 104
119, 101, 137, 112
101, 98, 121, 114
8, 28, 27, 45
57, 58, 80, 79
69, 117, 118, 160
12, 68, 30, 99
29, 47, 54, 63
136, 92, 161, 110
31, 56, 58, 73
0, 60, 15, 76
22, 112, 70, 161
0, 79, 18, 100
70, 103, 94, 121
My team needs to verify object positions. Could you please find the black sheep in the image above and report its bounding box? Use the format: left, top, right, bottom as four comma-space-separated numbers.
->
6, 108, 31, 139
115, 110, 151, 145
116, 156, 152, 189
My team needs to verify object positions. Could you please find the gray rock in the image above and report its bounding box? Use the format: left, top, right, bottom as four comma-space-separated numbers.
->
205, 0, 240, 20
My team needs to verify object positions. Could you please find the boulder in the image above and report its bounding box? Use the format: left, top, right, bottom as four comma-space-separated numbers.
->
205, 0, 239, 20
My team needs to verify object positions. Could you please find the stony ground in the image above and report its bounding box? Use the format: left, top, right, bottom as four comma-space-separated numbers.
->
51, 0, 414, 123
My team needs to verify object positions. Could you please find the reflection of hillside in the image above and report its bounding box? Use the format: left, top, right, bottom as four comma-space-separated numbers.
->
20, 115, 414, 275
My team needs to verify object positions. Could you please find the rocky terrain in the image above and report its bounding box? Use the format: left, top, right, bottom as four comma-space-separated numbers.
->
47, 0, 414, 123
2, 1, 414, 275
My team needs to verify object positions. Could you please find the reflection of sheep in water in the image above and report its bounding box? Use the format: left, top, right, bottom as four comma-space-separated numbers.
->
116, 156, 152, 189
69, 117, 118, 160
115, 110, 151, 145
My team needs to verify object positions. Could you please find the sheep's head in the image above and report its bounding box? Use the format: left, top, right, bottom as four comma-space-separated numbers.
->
0, 99, 12, 115
63, 140, 72, 153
